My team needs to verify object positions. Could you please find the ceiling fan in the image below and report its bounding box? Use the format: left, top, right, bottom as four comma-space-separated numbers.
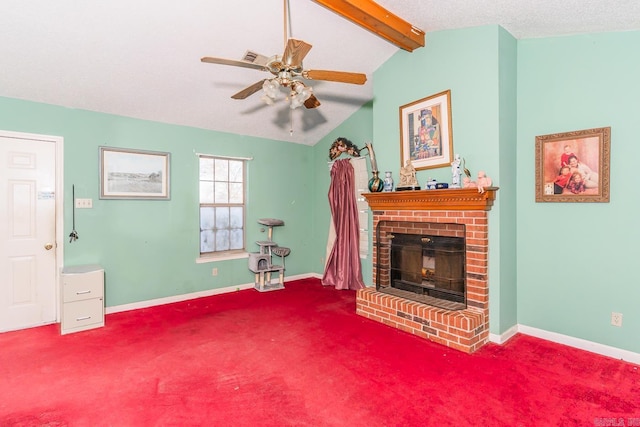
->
200, 0, 367, 111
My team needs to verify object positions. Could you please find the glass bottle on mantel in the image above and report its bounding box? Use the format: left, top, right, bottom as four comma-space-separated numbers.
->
383, 171, 394, 192
368, 171, 384, 192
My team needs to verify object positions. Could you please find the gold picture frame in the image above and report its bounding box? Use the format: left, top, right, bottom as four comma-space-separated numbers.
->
399, 90, 453, 170
535, 127, 610, 203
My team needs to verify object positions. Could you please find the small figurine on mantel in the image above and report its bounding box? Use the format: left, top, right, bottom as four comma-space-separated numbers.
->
462, 158, 472, 180
461, 157, 476, 189
396, 159, 421, 191
476, 171, 492, 194
463, 176, 477, 189
451, 154, 462, 188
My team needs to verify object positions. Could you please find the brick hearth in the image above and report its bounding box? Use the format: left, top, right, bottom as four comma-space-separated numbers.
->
359, 188, 497, 353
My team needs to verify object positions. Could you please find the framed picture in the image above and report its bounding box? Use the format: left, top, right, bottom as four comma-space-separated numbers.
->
535, 127, 610, 203
399, 90, 453, 171
99, 147, 171, 200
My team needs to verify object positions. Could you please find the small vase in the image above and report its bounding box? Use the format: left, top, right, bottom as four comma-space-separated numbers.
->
383, 171, 394, 192
368, 171, 384, 192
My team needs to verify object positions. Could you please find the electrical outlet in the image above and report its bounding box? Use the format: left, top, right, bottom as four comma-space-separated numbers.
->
611, 312, 623, 327
75, 198, 93, 208
212, 268, 218, 276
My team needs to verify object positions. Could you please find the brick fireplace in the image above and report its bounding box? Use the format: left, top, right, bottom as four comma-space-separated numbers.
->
359, 187, 497, 353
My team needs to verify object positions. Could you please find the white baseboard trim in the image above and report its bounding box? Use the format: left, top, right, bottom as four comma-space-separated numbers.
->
489, 324, 519, 345
492, 324, 639, 365
106, 272, 317, 315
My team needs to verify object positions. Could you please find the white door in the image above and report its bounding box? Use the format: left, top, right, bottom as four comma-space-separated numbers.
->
0, 133, 59, 332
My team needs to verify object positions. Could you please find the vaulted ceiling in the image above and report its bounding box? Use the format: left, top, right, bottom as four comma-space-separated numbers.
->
1, 1, 639, 145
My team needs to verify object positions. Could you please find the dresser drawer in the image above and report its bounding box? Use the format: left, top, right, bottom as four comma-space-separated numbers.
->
62, 298, 104, 331
62, 269, 104, 303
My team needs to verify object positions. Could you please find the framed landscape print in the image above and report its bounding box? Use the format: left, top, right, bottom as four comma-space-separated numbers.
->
399, 90, 453, 170
99, 147, 171, 200
535, 127, 610, 203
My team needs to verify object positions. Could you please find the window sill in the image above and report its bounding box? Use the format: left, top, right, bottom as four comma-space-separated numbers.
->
196, 251, 249, 264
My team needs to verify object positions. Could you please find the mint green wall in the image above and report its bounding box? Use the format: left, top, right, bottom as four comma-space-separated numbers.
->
0, 97, 315, 307
517, 31, 640, 352
311, 102, 374, 285
496, 28, 519, 333
371, 26, 517, 335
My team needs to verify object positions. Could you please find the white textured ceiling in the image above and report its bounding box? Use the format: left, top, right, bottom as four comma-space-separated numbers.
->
1, 1, 639, 145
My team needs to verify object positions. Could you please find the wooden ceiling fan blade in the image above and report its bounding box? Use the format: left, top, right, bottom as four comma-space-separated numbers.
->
231, 79, 268, 100
303, 69, 367, 85
283, 39, 313, 68
304, 94, 321, 109
241, 51, 271, 66
201, 56, 267, 71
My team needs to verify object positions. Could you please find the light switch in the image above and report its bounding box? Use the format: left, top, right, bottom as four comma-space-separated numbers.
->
75, 198, 93, 208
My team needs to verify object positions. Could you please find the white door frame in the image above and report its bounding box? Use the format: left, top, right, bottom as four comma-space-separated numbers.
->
0, 129, 64, 323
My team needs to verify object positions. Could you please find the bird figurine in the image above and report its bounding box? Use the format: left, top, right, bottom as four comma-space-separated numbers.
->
462, 158, 471, 179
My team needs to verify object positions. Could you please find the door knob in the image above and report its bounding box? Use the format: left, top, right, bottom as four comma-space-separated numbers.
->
44, 243, 53, 250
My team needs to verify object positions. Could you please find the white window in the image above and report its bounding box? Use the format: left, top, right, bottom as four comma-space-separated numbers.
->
199, 155, 246, 256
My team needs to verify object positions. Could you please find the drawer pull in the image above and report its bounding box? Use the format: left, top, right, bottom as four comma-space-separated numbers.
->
76, 290, 91, 295
76, 316, 91, 321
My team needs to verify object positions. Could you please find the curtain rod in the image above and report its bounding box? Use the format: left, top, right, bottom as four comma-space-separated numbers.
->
196, 152, 253, 161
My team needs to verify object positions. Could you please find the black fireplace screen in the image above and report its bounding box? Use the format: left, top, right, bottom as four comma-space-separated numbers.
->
375, 222, 466, 310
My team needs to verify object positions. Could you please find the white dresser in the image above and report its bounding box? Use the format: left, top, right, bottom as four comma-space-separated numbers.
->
60, 264, 105, 335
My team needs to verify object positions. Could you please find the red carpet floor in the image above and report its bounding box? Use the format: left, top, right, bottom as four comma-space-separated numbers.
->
1, 278, 638, 426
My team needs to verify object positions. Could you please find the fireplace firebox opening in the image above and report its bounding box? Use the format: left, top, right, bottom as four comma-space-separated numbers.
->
375, 221, 466, 311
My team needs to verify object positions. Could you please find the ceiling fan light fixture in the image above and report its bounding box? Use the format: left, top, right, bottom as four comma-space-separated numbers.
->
278, 70, 294, 87
261, 79, 281, 105
262, 79, 280, 97
294, 81, 313, 99
289, 81, 313, 109
260, 94, 276, 105
289, 94, 303, 109
261, 77, 313, 109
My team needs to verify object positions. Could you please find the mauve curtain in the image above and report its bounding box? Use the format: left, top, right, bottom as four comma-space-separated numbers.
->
322, 159, 365, 290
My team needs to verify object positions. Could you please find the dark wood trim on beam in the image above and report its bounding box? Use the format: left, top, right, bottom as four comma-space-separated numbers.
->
313, 0, 425, 52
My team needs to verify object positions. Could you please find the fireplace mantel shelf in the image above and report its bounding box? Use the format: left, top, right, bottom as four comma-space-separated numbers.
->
363, 187, 498, 211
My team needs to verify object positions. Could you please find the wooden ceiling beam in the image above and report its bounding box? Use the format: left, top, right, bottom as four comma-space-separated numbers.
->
313, 0, 425, 52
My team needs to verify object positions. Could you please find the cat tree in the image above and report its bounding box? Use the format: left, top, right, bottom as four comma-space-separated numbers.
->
248, 218, 290, 292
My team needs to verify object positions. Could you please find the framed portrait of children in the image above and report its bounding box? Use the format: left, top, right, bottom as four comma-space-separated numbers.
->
535, 127, 610, 203
399, 90, 453, 171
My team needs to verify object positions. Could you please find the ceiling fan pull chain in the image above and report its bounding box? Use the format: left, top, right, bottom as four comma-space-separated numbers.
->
289, 108, 294, 136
